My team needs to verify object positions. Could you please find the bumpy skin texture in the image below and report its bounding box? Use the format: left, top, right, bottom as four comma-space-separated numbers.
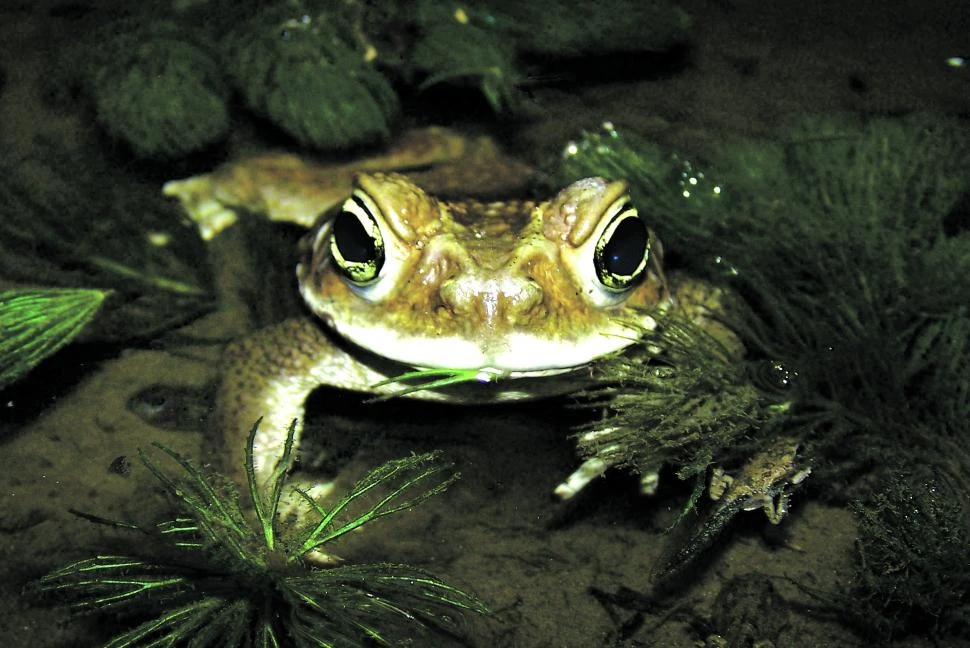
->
296, 174, 669, 372
207, 171, 677, 492
210, 315, 607, 491
163, 127, 531, 240
213, 317, 335, 489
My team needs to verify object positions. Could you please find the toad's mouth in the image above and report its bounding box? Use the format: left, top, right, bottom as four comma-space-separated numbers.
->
328, 319, 648, 375
367, 364, 585, 399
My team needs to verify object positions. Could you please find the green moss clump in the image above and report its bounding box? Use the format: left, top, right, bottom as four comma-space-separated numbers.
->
836, 468, 970, 640
222, 8, 399, 150
79, 21, 230, 158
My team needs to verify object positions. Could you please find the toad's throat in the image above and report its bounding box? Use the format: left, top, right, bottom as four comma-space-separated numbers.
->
327, 318, 638, 374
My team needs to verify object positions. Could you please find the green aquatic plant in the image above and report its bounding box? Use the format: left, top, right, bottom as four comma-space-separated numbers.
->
560, 115, 970, 635
569, 313, 798, 579
573, 315, 779, 489
222, 7, 399, 150
0, 288, 109, 389
34, 421, 487, 646
68, 20, 230, 158
823, 466, 970, 640
370, 366, 505, 400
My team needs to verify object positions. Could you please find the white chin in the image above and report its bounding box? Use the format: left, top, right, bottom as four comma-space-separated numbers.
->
334, 323, 646, 373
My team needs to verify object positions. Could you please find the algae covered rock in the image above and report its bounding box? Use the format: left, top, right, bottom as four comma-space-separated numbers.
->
55, 0, 694, 158
60, 8, 398, 157
222, 8, 399, 150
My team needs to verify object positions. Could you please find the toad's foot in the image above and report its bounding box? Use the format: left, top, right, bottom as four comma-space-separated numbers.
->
554, 427, 660, 499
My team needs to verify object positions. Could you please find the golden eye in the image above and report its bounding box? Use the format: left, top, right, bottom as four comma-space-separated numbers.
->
593, 198, 649, 290
330, 191, 385, 284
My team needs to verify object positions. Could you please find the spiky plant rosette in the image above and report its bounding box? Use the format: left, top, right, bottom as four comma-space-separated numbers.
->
35, 421, 487, 647
221, 7, 399, 150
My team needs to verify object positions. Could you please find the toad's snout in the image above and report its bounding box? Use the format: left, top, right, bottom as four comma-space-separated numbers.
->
439, 274, 543, 328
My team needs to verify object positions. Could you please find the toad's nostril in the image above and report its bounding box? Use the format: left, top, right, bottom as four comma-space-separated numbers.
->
439, 276, 543, 326
439, 279, 471, 315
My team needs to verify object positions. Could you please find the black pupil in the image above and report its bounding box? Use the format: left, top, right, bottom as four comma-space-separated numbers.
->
602, 216, 647, 276
333, 208, 374, 263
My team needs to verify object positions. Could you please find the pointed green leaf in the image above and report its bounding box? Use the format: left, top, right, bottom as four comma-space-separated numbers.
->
0, 287, 109, 389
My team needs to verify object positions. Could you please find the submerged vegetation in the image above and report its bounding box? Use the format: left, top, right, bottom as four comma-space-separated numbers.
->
560, 114, 970, 639
34, 421, 487, 646
573, 316, 778, 492
51, 0, 690, 157
0, 147, 214, 390
221, 6, 400, 151
840, 470, 970, 639
0, 288, 109, 389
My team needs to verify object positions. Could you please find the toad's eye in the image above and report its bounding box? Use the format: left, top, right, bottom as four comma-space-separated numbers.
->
330, 191, 385, 284
593, 197, 649, 290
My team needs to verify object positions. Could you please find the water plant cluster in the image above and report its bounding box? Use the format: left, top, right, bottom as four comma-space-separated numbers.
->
34, 421, 487, 647
50, 0, 690, 157
559, 114, 970, 640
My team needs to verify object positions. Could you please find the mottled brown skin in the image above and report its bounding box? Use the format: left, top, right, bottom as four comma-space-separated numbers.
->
213, 317, 330, 487
162, 127, 533, 239
297, 174, 668, 368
